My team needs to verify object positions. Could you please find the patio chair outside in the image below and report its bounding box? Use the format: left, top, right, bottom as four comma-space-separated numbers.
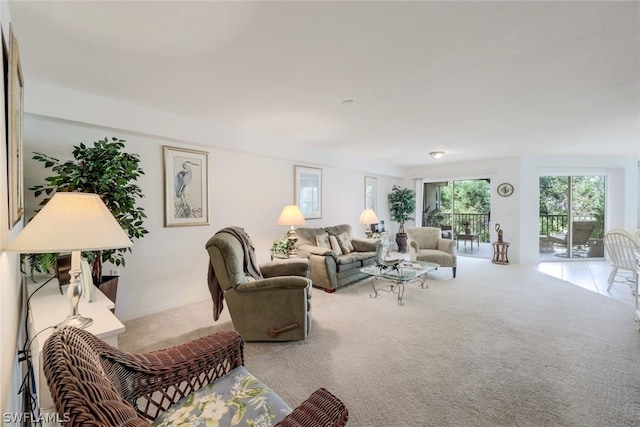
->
548, 220, 596, 257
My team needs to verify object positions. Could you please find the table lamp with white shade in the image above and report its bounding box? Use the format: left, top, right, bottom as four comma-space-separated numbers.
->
6, 192, 132, 329
359, 208, 380, 238
276, 205, 306, 256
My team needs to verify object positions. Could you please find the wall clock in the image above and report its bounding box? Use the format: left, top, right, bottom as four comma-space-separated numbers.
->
497, 183, 514, 197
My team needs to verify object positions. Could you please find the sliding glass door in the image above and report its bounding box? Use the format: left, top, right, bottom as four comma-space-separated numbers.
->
423, 179, 491, 257
539, 175, 605, 260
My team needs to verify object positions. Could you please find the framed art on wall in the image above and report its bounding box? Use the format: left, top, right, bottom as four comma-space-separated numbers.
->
295, 165, 322, 219
163, 146, 209, 227
7, 24, 24, 228
365, 176, 377, 211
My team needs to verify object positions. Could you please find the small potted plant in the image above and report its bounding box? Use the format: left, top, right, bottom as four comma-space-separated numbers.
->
270, 236, 291, 259
461, 220, 471, 234
388, 185, 415, 252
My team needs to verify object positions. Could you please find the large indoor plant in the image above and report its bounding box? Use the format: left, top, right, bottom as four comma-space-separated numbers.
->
388, 185, 415, 252
29, 137, 148, 301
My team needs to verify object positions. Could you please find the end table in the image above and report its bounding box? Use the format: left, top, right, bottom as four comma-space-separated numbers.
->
491, 241, 510, 265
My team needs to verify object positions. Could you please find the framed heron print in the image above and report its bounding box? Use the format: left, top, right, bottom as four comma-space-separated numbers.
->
163, 146, 209, 227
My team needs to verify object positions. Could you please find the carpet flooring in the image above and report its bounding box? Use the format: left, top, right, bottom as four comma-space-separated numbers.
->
119, 257, 640, 426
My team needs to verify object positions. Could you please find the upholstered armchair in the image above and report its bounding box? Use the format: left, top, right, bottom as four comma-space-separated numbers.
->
406, 226, 457, 278
43, 326, 349, 426
206, 229, 312, 341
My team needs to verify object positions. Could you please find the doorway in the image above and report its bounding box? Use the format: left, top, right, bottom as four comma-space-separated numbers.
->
423, 179, 491, 258
539, 175, 606, 260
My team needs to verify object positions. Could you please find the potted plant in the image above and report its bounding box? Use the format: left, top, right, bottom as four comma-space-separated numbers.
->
270, 236, 292, 259
22, 252, 58, 283
388, 185, 415, 252
29, 137, 148, 304
461, 219, 471, 234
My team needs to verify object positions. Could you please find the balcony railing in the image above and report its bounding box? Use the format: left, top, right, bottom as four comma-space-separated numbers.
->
539, 214, 568, 237
423, 213, 598, 243
538, 215, 599, 236
425, 213, 491, 242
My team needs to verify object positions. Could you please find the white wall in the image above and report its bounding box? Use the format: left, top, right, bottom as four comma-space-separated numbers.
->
406, 154, 639, 265
23, 113, 407, 321
1, 0, 28, 420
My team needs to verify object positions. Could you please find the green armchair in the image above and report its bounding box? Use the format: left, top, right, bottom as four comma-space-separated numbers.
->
406, 226, 457, 278
206, 229, 312, 341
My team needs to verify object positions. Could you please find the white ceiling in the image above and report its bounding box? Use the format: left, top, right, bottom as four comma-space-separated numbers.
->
8, 1, 640, 167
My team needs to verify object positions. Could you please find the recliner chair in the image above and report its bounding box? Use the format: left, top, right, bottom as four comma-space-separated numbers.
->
206, 229, 312, 341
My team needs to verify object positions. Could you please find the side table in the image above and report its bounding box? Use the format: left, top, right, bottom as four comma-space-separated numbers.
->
491, 241, 510, 265
27, 277, 125, 425
457, 233, 479, 250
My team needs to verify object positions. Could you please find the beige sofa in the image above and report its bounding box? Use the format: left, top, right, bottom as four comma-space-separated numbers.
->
406, 226, 457, 278
295, 224, 379, 292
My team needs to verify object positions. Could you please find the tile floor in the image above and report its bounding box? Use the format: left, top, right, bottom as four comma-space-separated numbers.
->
536, 259, 636, 307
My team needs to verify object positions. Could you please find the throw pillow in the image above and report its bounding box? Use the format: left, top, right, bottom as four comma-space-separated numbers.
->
336, 232, 354, 254
316, 233, 331, 249
329, 235, 343, 255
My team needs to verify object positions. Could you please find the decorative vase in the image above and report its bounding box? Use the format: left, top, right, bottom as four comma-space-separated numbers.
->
396, 232, 408, 253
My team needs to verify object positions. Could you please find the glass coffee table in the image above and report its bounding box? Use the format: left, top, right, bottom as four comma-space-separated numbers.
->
360, 261, 439, 306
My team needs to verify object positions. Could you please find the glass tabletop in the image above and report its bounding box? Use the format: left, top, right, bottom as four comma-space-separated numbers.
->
361, 261, 439, 282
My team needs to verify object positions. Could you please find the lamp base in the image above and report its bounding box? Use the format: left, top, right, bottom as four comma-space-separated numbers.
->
58, 265, 93, 329
365, 225, 373, 238
287, 227, 298, 256
56, 314, 93, 329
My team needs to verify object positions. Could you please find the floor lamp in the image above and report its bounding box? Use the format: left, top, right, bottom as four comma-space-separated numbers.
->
7, 192, 132, 329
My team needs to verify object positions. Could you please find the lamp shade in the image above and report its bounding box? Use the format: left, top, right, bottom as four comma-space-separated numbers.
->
359, 209, 380, 225
6, 192, 132, 253
276, 205, 306, 226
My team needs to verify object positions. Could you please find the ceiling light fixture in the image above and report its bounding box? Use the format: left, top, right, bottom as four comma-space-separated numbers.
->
429, 151, 445, 159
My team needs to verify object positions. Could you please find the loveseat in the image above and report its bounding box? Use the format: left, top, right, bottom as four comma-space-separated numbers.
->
295, 224, 379, 292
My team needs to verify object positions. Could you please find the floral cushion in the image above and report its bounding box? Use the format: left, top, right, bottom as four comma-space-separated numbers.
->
316, 232, 331, 249
153, 366, 292, 427
329, 235, 343, 255
335, 232, 354, 254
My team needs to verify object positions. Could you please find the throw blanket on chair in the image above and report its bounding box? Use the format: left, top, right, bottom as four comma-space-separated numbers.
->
207, 226, 264, 321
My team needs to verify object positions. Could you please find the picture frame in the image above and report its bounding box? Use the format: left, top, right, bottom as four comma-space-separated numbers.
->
365, 176, 377, 211
294, 165, 322, 219
163, 146, 209, 227
7, 25, 24, 228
